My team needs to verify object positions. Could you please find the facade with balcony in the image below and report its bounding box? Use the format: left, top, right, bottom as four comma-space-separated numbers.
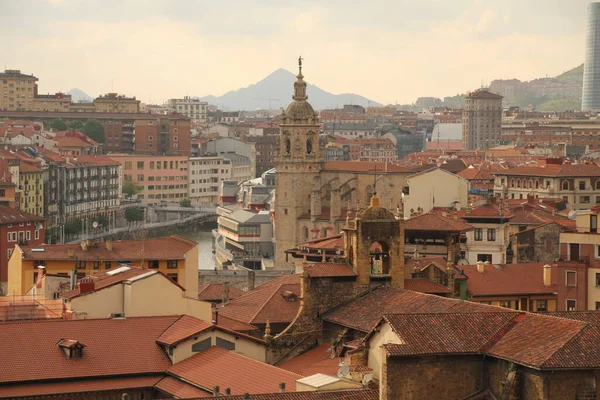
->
493, 163, 600, 210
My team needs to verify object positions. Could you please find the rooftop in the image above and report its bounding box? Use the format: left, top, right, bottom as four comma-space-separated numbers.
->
403, 278, 452, 294
198, 283, 245, 302
405, 212, 473, 233
461, 263, 557, 297
323, 161, 411, 173
0, 205, 44, 225
496, 163, 600, 177
278, 344, 340, 377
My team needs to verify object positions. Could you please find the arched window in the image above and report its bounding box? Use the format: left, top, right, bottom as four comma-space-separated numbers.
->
516, 179, 521, 188
306, 138, 313, 155
535, 180, 539, 189
321, 183, 332, 202
528, 180, 533, 189
596, 180, 600, 190
562, 180, 570, 191
369, 241, 390, 275
284, 138, 291, 155
510, 179, 515, 188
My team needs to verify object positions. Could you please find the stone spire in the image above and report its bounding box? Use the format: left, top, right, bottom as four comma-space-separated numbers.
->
293, 56, 308, 101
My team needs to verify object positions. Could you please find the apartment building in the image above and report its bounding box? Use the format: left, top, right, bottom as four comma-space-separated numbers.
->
462, 89, 503, 150
188, 155, 231, 207
493, 163, 600, 209
168, 96, 208, 122
133, 115, 192, 156
0, 69, 37, 111
322, 122, 377, 139
111, 154, 188, 203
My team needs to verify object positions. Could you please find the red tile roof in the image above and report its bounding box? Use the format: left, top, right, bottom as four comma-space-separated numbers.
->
157, 315, 214, 346
155, 376, 210, 399
213, 389, 379, 400
323, 161, 411, 173
324, 286, 508, 333
405, 212, 473, 232
198, 283, 245, 302
0, 316, 178, 384
0, 376, 163, 399
467, 90, 503, 99
382, 312, 519, 356
461, 263, 557, 296
404, 278, 452, 294
20, 235, 197, 261
457, 167, 496, 181
305, 263, 357, 278
218, 275, 301, 325
462, 203, 514, 220
214, 312, 260, 333
495, 164, 600, 177
0, 205, 44, 225
19, 161, 42, 173
167, 346, 302, 396
278, 344, 340, 377
296, 235, 345, 250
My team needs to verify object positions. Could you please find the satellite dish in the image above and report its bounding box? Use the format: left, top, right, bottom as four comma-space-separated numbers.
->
568, 210, 577, 220
337, 364, 350, 378
362, 374, 373, 385
92, 221, 99, 228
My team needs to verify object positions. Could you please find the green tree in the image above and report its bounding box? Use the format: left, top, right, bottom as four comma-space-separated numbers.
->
97, 215, 109, 228
69, 120, 84, 130
122, 180, 143, 198
64, 219, 82, 235
179, 198, 192, 208
49, 118, 68, 131
80, 119, 105, 144
125, 207, 144, 223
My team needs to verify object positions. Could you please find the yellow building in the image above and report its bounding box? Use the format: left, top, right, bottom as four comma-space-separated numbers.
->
8, 235, 199, 296
32, 92, 71, 112
94, 93, 140, 113
0, 69, 37, 111
18, 162, 44, 217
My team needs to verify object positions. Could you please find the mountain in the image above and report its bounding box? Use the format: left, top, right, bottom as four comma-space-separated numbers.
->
67, 88, 93, 103
197, 69, 381, 111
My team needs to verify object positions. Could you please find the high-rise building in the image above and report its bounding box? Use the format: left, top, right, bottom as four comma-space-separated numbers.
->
462, 89, 503, 150
583, 2, 600, 111
0, 70, 37, 111
168, 97, 208, 122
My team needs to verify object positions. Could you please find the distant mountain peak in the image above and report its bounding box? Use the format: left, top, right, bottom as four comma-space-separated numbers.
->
197, 69, 381, 111
67, 88, 93, 103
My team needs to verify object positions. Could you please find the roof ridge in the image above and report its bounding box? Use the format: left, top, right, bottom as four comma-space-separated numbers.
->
157, 315, 187, 341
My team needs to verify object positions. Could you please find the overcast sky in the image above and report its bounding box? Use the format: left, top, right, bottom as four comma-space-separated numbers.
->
0, 0, 592, 105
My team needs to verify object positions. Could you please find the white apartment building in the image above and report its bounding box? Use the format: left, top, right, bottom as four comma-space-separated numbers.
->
188, 156, 232, 207
168, 97, 208, 122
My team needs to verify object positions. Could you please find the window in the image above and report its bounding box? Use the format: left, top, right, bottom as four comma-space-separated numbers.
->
150, 161, 155, 169
562, 180, 570, 190
477, 254, 492, 263
474, 228, 483, 241
566, 271, 577, 287
284, 208, 288, 215
25, 231, 31, 241
499, 301, 511, 309
137, 161, 144, 170
92, 261, 100, 270
167, 273, 178, 283
76, 261, 86, 269
579, 181, 586, 190
167, 260, 177, 269
567, 299, 577, 311
124, 161, 132, 170
546, 239, 553, 253
35, 230, 39, 240
105, 261, 111, 269
137, 174, 144, 182
7, 248, 12, 259
536, 300, 548, 312
192, 338, 211, 353
148, 260, 159, 269
487, 228, 496, 241
216, 337, 235, 351
580, 196, 590, 204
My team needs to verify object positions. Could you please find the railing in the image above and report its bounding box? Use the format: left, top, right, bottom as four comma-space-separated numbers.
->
558, 255, 589, 263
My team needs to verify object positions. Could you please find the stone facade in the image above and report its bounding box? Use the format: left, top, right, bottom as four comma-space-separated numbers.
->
510, 223, 562, 263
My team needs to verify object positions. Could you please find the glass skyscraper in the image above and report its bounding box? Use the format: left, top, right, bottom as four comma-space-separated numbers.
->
583, 2, 600, 111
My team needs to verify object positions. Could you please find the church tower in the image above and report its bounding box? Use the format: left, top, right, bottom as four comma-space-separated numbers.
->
274, 58, 324, 268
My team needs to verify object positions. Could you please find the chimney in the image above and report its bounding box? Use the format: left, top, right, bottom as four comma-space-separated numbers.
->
222, 282, 231, 305
80, 241, 88, 251
225, 388, 231, 395
78, 279, 95, 294
476, 261, 484, 273
213, 386, 220, 397
543, 264, 552, 287
106, 240, 113, 251
279, 382, 286, 393
247, 270, 255, 291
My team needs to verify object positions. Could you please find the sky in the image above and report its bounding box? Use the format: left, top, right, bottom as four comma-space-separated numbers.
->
0, 0, 593, 105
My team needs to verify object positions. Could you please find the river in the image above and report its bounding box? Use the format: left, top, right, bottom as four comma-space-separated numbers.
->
180, 227, 216, 270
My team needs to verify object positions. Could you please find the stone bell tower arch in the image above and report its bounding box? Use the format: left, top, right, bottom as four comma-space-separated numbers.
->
274, 58, 324, 268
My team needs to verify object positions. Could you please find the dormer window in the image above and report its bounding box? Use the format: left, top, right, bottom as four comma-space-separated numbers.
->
57, 339, 86, 359
281, 291, 298, 302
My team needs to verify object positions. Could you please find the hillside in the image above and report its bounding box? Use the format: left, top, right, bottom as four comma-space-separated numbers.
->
197, 69, 381, 111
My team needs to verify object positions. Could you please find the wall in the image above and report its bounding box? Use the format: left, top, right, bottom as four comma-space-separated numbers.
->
199, 270, 288, 291
515, 224, 561, 263
381, 355, 483, 400
403, 169, 468, 219
367, 322, 399, 380
67, 284, 123, 319
588, 268, 600, 310
465, 222, 509, 264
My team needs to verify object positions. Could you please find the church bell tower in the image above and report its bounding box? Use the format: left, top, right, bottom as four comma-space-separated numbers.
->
274, 58, 324, 268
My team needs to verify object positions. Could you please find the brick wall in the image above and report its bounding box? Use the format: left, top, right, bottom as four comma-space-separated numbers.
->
381, 355, 483, 400
547, 370, 600, 400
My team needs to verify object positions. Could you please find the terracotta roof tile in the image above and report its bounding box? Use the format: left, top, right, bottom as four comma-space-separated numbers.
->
306, 263, 357, 278
0, 316, 178, 384
463, 203, 514, 220
218, 275, 301, 325
214, 312, 260, 333
323, 161, 410, 173
296, 235, 345, 250
496, 164, 600, 177
324, 287, 508, 333
462, 263, 557, 296
0, 205, 44, 225
278, 344, 340, 377
21, 235, 196, 261
198, 283, 245, 302
157, 315, 214, 346
382, 312, 519, 356
167, 346, 302, 395
155, 376, 210, 399
404, 278, 452, 294
212, 389, 379, 400
405, 212, 474, 232
0, 376, 163, 399
467, 90, 503, 99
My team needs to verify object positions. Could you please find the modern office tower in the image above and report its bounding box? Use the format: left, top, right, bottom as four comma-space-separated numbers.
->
583, 2, 600, 111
